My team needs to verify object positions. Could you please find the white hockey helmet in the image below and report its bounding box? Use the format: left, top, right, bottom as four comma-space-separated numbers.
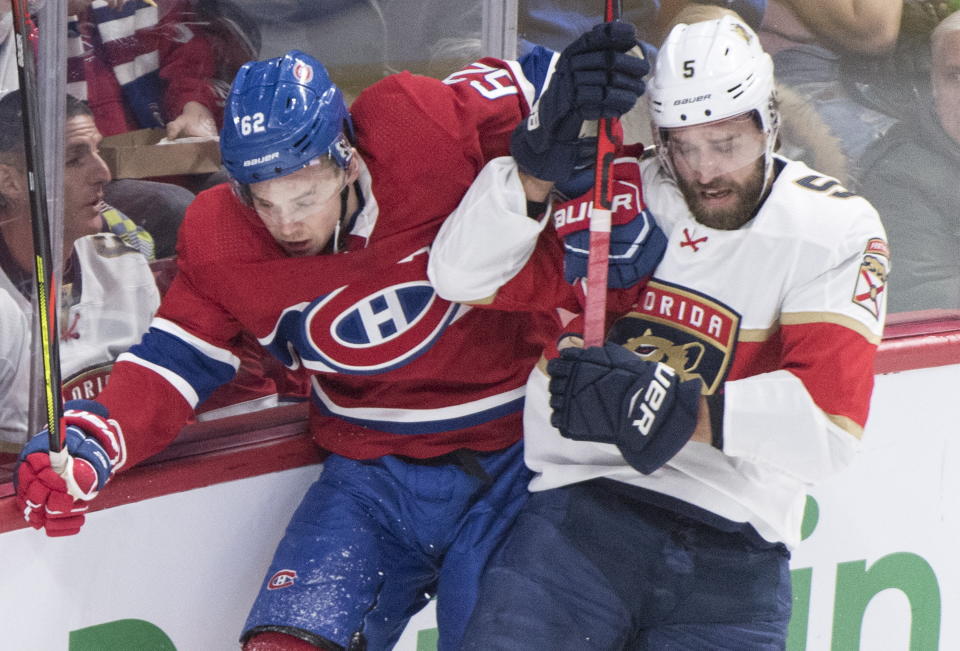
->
648, 16, 779, 183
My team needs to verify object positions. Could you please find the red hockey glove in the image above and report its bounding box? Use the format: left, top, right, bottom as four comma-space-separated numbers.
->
553, 157, 666, 289
13, 401, 126, 537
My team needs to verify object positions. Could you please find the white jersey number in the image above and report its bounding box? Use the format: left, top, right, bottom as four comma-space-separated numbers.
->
237, 112, 266, 135
443, 63, 519, 100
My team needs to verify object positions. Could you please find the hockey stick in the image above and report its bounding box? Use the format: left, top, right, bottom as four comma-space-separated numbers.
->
582, 0, 623, 347
10, 0, 66, 466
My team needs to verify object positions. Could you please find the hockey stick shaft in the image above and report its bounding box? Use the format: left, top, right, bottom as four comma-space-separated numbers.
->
582, 0, 623, 347
10, 0, 66, 459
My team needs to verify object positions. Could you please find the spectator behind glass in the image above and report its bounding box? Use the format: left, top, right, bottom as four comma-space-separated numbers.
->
858, 10, 960, 313
63, 0, 222, 141
0, 0, 228, 258
519, 0, 766, 55
0, 91, 160, 457
0, 91, 293, 471
758, 0, 903, 183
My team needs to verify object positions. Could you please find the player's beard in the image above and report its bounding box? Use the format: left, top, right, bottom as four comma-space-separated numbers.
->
677, 158, 766, 231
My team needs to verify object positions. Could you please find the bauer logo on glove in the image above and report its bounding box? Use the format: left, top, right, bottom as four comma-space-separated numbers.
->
547, 342, 702, 474
553, 157, 667, 289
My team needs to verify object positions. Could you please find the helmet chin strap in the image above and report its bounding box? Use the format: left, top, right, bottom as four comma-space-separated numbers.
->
331, 185, 346, 254
332, 182, 352, 254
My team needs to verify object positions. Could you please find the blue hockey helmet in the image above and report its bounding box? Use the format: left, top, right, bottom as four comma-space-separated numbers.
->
220, 50, 354, 185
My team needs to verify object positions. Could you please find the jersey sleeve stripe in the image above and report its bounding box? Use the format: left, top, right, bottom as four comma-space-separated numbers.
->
115, 352, 200, 407
152, 317, 241, 368
781, 311, 882, 345
827, 413, 864, 440
122, 325, 240, 407
738, 325, 780, 343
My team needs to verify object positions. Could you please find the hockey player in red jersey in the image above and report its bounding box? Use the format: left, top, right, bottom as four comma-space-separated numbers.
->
12, 33, 652, 650
431, 16, 889, 649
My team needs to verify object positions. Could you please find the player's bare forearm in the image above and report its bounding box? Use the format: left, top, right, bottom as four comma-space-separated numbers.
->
518, 169, 554, 203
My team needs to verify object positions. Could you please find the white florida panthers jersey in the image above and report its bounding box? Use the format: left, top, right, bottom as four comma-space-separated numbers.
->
0, 233, 159, 448
431, 154, 888, 548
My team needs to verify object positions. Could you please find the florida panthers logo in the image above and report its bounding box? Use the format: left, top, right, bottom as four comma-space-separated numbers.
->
608, 279, 740, 395
625, 329, 706, 387
62, 363, 113, 402
259, 250, 468, 375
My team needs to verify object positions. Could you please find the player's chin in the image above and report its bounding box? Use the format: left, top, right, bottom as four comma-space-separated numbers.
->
73, 208, 103, 236
690, 194, 749, 230
280, 240, 321, 256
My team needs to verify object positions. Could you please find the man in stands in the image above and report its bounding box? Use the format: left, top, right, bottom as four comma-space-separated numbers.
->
858, 10, 960, 312
0, 91, 159, 456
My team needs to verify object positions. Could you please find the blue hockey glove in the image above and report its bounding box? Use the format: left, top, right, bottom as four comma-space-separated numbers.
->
14, 400, 126, 536
547, 343, 702, 474
552, 157, 666, 288
512, 21, 648, 183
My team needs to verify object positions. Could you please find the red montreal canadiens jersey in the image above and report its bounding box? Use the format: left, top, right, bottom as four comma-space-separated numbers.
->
96, 58, 559, 467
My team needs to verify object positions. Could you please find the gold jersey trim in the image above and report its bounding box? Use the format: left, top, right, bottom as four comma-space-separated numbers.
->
781, 312, 882, 345
828, 413, 864, 440
738, 324, 779, 343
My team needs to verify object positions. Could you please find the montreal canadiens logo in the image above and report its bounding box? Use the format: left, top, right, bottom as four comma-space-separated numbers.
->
259, 249, 466, 375
297, 281, 463, 375
292, 60, 313, 83
267, 569, 297, 590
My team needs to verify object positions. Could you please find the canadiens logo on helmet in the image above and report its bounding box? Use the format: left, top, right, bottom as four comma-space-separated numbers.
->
608, 279, 740, 395
292, 60, 314, 84
267, 569, 297, 590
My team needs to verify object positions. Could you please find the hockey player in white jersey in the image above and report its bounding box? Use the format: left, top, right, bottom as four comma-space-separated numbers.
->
430, 15, 888, 649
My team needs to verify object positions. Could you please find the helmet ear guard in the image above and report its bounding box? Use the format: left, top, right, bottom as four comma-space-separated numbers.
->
647, 16, 779, 185
220, 50, 355, 185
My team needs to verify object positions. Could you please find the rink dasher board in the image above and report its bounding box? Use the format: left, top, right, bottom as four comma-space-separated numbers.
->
0, 364, 956, 650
